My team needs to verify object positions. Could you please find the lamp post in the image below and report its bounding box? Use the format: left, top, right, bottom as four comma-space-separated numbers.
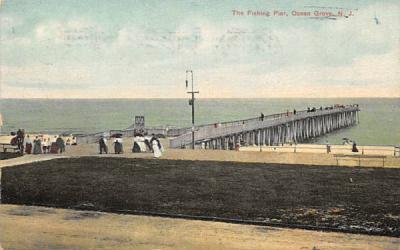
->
186, 70, 199, 149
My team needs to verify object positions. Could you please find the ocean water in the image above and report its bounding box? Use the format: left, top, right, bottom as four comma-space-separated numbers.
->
0, 98, 398, 145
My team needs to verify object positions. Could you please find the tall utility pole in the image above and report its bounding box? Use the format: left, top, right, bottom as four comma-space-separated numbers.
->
186, 70, 199, 149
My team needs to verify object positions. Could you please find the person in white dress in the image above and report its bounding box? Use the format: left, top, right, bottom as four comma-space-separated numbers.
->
152, 139, 162, 158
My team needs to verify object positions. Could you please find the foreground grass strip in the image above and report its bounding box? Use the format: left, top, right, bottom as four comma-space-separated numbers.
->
1, 157, 399, 236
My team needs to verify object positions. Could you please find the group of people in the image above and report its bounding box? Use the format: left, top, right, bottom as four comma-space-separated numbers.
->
307, 104, 349, 113
25, 135, 66, 154
9, 129, 67, 155
99, 134, 164, 158
99, 136, 124, 154
133, 134, 164, 158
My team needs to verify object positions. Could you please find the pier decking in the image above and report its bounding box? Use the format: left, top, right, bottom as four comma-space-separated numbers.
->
170, 105, 360, 149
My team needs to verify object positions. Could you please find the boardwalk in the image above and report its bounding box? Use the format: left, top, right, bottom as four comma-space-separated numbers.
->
171, 105, 360, 149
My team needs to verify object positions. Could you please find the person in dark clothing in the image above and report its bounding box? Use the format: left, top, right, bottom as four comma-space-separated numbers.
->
132, 134, 144, 153
10, 136, 18, 146
293, 109, 297, 115
16, 129, 25, 154
132, 141, 141, 152
260, 113, 265, 121
307, 107, 310, 113
113, 137, 123, 154
99, 136, 108, 154
228, 141, 234, 150
326, 141, 331, 154
149, 134, 157, 146
144, 138, 152, 151
352, 142, 359, 152
56, 136, 65, 153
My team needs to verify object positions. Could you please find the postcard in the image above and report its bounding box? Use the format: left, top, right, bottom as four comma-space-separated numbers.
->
0, 1, 399, 249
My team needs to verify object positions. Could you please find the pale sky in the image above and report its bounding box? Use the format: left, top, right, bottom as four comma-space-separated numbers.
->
1, 0, 399, 98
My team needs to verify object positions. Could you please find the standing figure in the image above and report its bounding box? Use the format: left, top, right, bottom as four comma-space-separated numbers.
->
46, 137, 51, 153
113, 137, 123, 154
149, 134, 157, 151
42, 138, 48, 154
56, 136, 65, 153
132, 135, 145, 153
33, 136, 42, 154
152, 139, 162, 158
25, 135, 32, 154
99, 136, 108, 154
326, 141, 331, 154
352, 142, 359, 153
50, 136, 59, 153
228, 140, 234, 150
144, 135, 153, 151
16, 129, 25, 154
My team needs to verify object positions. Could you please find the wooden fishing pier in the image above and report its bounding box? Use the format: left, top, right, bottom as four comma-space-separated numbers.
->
170, 105, 360, 149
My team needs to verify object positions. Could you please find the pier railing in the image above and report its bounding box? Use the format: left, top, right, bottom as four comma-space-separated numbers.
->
75, 105, 359, 146
175, 109, 310, 135
170, 106, 360, 148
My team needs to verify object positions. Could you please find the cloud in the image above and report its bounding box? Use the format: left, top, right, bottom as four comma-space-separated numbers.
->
109, 1, 399, 71
34, 19, 108, 47
0, 2, 398, 98
187, 46, 399, 98
112, 20, 281, 65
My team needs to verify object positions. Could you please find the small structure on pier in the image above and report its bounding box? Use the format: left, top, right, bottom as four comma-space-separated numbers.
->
170, 105, 360, 149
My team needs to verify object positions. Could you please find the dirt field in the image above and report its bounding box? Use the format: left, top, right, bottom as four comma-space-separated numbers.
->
2, 157, 400, 236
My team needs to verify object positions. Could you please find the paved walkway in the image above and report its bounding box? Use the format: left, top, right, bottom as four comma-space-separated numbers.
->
1, 204, 399, 250
0, 154, 66, 168
1, 142, 399, 171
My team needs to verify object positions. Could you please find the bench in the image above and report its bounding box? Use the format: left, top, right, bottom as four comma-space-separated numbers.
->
395, 147, 400, 157
0, 143, 20, 153
334, 154, 387, 167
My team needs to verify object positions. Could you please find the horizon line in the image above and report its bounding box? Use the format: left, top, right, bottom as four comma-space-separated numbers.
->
0, 97, 399, 100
